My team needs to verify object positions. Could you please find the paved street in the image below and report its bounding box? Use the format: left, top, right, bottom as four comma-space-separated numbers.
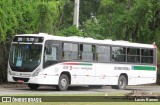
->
0, 84, 160, 95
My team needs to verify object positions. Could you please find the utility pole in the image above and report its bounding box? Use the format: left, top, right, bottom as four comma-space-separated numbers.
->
73, 0, 80, 29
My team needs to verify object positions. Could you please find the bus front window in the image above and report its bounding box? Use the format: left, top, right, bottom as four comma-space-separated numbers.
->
9, 44, 42, 72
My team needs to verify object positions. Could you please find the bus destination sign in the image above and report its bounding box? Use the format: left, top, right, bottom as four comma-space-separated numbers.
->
13, 36, 44, 43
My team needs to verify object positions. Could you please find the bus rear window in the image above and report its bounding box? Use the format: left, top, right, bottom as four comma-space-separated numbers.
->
141, 49, 153, 64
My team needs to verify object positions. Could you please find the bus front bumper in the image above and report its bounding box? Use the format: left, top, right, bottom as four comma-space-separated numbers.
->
7, 74, 59, 85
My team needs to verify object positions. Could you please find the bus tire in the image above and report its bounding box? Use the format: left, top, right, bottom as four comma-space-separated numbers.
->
28, 84, 39, 90
56, 74, 69, 91
111, 75, 127, 90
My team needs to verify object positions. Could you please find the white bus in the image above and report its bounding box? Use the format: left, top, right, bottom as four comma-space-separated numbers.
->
8, 33, 157, 91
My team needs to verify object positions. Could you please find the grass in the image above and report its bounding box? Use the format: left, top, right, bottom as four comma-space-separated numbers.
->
1, 102, 160, 105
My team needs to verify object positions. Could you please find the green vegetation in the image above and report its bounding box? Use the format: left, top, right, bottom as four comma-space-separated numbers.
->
1, 0, 160, 83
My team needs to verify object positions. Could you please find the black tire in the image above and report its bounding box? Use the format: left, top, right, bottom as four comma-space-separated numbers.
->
56, 74, 69, 91
111, 75, 127, 90
28, 84, 39, 90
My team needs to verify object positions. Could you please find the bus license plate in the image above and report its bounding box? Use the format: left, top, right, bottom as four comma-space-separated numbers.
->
18, 80, 24, 83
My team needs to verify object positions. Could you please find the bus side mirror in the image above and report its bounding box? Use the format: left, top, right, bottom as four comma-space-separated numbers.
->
46, 46, 52, 55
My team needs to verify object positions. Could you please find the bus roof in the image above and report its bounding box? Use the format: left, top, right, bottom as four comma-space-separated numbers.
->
15, 33, 155, 48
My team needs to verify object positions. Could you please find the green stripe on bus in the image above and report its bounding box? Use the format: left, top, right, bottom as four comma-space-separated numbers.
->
79, 63, 92, 66
133, 66, 156, 71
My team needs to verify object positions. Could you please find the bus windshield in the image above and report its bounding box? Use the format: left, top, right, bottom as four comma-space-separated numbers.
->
9, 44, 42, 72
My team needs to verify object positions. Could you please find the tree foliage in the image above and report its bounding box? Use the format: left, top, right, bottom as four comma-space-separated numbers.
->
0, 0, 160, 43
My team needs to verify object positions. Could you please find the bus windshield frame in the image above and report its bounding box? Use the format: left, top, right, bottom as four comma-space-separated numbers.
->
9, 43, 42, 72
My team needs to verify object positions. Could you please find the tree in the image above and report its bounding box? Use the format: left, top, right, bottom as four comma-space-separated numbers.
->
58, 25, 83, 36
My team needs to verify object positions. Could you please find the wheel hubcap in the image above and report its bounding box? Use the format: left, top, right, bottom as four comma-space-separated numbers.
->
119, 79, 124, 87
60, 79, 67, 88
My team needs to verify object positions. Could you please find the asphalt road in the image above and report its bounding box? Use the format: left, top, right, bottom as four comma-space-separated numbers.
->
0, 84, 160, 95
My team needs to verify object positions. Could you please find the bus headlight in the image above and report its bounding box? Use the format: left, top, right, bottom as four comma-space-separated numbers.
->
32, 69, 41, 77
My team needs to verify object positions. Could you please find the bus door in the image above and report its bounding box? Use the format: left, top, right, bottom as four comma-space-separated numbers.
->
43, 40, 61, 68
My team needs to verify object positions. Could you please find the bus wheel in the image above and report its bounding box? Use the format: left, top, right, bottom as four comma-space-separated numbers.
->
111, 75, 127, 90
28, 84, 39, 90
56, 74, 69, 91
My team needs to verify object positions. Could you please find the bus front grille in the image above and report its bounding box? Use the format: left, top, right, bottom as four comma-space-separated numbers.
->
12, 77, 29, 82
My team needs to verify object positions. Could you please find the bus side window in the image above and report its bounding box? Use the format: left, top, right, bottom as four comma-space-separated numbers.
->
62, 43, 78, 60
112, 47, 126, 62
141, 49, 153, 64
127, 48, 140, 63
80, 44, 94, 61
96, 45, 110, 62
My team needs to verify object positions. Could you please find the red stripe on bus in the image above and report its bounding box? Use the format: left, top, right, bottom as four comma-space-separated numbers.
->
63, 63, 79, 65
